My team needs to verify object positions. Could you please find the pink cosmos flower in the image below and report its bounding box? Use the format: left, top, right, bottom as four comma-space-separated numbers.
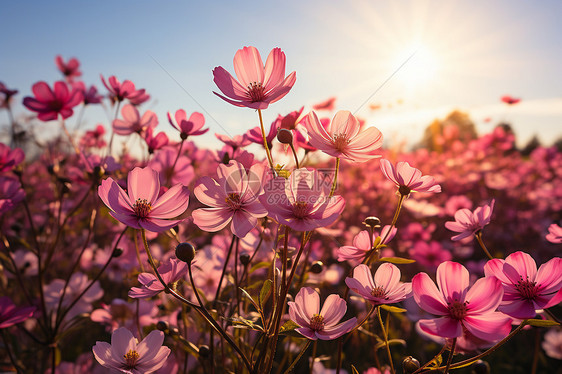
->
80, 125, 107, 149
112, 104, 157, 136
260, 168, 346, 232
312, 97, 336, 111
144, 127, 169, 154
412, 261, 512, 341
98, 166, 190, 233
91, 298, 157, 333
346, 264, 412, 306
167, 110, 208, 139
409, 241, 452, 270
0, 176, 25, 214
306, 110, 383, 162
215, 133, 251, 150
193, 160, 267, 238
484, 251, 562, 319
501, 95, 521, 105
72, 81, 103, 105
337, 226, 397, 262
546, 223, 562, 244
92, 327, 170, 373
129, 258, 188, 298
0, 296, 35, 329
101, 75, 147, 103
245, 121, 278, 149
55, 55, 82, 81
213, 46, 296, 109
0, 143, 24, 172
380, 159, 441, 196
148, 146, 194, 186
23, 81, 82, 121
542, 329, 562, 360
288, 287, 357, 340
445, 200, 495, 241
0, 82, 18, 108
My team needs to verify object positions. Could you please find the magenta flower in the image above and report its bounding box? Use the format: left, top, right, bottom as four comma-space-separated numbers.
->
55, 55, 82, 81
213, 46, 296, 109
92, 327, 170, 373
0, 176, 25, 214
346, 264, 411, 306
380, 159, 441, 196
129, 258, 187, 299
23, 81, 82, 121
80, 124, 107, 149
245, 122, 277, 149
112, 104, 157, 136
408, 241, 452, 270
445, 200, 495, 241
484, 251, 562, 319
412, 261, 511, 341
143, 127, 169, 154
72, 81, 103, 105
546, 223, 562, 244
167, 109, 208, 139
306, 110, 383, 162
101, 75, 147, 103
91, 298, 157, 333
260, 168, 345, 232
192, 160, 267, 238
0, 143, 24, 172
0, 82, 18, 109
288, 287, 356, 340
337, 226, 397, 262
0, 296, 35, 329
98, 166, 190, 233
215, 133, 251, 150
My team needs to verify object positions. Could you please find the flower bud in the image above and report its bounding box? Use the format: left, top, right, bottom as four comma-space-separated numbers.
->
364, 216, 381, 228
310, 261, 323, 274
471, 360, 490, 374
402, 356, 420, 374
240, 253, 251, 266
156, 321, 169, 331
175, 242, 196, 264
198, 345, 210, 358
112, 248, 124, 258
277, 128, 294, 144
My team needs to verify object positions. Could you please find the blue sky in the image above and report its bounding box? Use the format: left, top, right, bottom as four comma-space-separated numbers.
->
2, 0, 562, 148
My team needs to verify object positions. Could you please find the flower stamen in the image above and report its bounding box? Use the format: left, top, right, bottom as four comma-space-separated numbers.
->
133, 198, 152, 218
123, 349, 140, 368
310, 313, 325, 331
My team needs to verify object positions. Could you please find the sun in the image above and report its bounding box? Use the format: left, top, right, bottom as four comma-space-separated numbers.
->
392, 43, 440, 95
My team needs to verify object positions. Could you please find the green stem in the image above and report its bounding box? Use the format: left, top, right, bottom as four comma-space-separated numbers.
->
444, 338, 456, 373
329, 157, 340, 198
283, 340, 311, 374
376, 306, 395, 374
475, 231, 494, 260
258, 109, 275, 173
309, 340, 318, 374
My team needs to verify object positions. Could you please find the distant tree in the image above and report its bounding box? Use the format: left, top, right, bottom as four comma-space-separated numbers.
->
418, 110, 478, 151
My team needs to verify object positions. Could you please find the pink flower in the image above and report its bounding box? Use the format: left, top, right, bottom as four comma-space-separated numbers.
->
213, 46, 296, 109
260, 168, 345, 232
101, 75, 147, 103
72, 81, 103, 105
380, 159, 441, 196
193, 160, 267, 238
148, 146, 194, 186
312, 97, 336, 111
0, 143, 24, 172
501, 95, 521, 105
288, 287, 356, 340
0, 82, 18, 109
55, 55, 82, 81
129, 258, 188, 298
0, 296, 35, 329
91, 298, 157, 333
215, 133, 251, 150
409, 241, 452, 270
167, 110, 208, 139
337, 226, 397, 262
80, 125, 106, 149
484, 251, 562, 319
144, 127, 169, 154
306, 110, 383, 162
92, 327, 170, 373
245, 121, 277, 149
98, 166, 190, 233
112, 104, 157, 136
23, 81, 82, 121
542, 329, 562, 360
445, 200, 495, 241
0, 176, 25, 214
346, 264, 411, 306
412, 261, 512, 341
546, 223, 562, 244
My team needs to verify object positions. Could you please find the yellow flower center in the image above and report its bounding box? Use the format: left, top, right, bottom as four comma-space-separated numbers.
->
123, 349, 140, 368
225, 193, 242, 210
133, 198, 152, 218
310, 313, 325, 331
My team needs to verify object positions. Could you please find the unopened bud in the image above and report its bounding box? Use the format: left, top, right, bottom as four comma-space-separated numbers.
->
240, 253, 251, 266
402, 356, 420, 374
471, 360, 490, 374
198, 345, 210, 358
310, 261, 323, 274
156, 321, 169, 331
364, 216, 381, 228
175, 242, 196, 264
277, 128, 294, 144
112, 248, 124, 258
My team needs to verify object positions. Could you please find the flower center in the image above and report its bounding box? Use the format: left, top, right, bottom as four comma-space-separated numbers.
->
133, 198, 152, 218
310, 313, 325, 331
247, 82, 265, 102
49, 99, 63, 112
332, 133, 350, 152
515, 277, 538, 300
398, 185, 412, 196
292, 201, 309, 219
225, 193, 242, 210
447, 300, 468, 320
371, 286, 387, 299
123, 349, 140, 368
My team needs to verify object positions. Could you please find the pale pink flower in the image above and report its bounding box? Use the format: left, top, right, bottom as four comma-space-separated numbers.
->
0, 296, 35, 329
101, 75, 147, 103
542, 329, 562, 360
312, 97, 336, 111
245, 121, 277, 149
288, 287, 357, 340
380, 159, 441, 196
306, 110, 383, 162
0, 143, 24, 172
412, 261, 511, 341
337, 226, 397, 262
148, 146, 194, 186
213, 46, 296, 109
445, 200, 495, 241
193, 160, 267, 238
546, 223, 562, 244
144, 127, 169, 154
260, 168, 345, 232
112, 104, 157, 136
167, 110, 208, 139
92, 327, 170, 373
129, 258, 188, 298
98, 166, 190, 233
55, 55, 82, 81
72, 81, 103, 105
215, 133, 251, 150
23, 81, 82, 121
79, 125, 106, 149
91, 298, 157, 333
346, 264, 411, 306
484, 251, 562, 319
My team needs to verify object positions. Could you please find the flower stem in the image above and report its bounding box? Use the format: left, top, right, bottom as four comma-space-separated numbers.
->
309, 340, 318, 374
283, 340, 311, 374
376, 306, 395, 374
329, 157, 340, 198
475, 231, 494, 260
258, 109, 275, 173
289, 143, 300, 169
444, 338, 456, 373
170, 138, 185, 180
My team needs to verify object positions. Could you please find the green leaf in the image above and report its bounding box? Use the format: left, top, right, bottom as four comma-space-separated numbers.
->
380, 305, 407, 313
351, 365, 360, 374
379, 256, 415, 264
524, 318, 560, 327
250, 261, 271, 273
279, 319, 300, 333
374, 339, 406, 350
259, 279, 273, 309
239, 288, 260, 313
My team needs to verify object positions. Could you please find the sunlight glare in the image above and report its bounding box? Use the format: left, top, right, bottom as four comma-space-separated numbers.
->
393, 43, 440, 94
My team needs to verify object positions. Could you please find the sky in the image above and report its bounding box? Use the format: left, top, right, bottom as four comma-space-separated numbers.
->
2, 0, 562, 149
